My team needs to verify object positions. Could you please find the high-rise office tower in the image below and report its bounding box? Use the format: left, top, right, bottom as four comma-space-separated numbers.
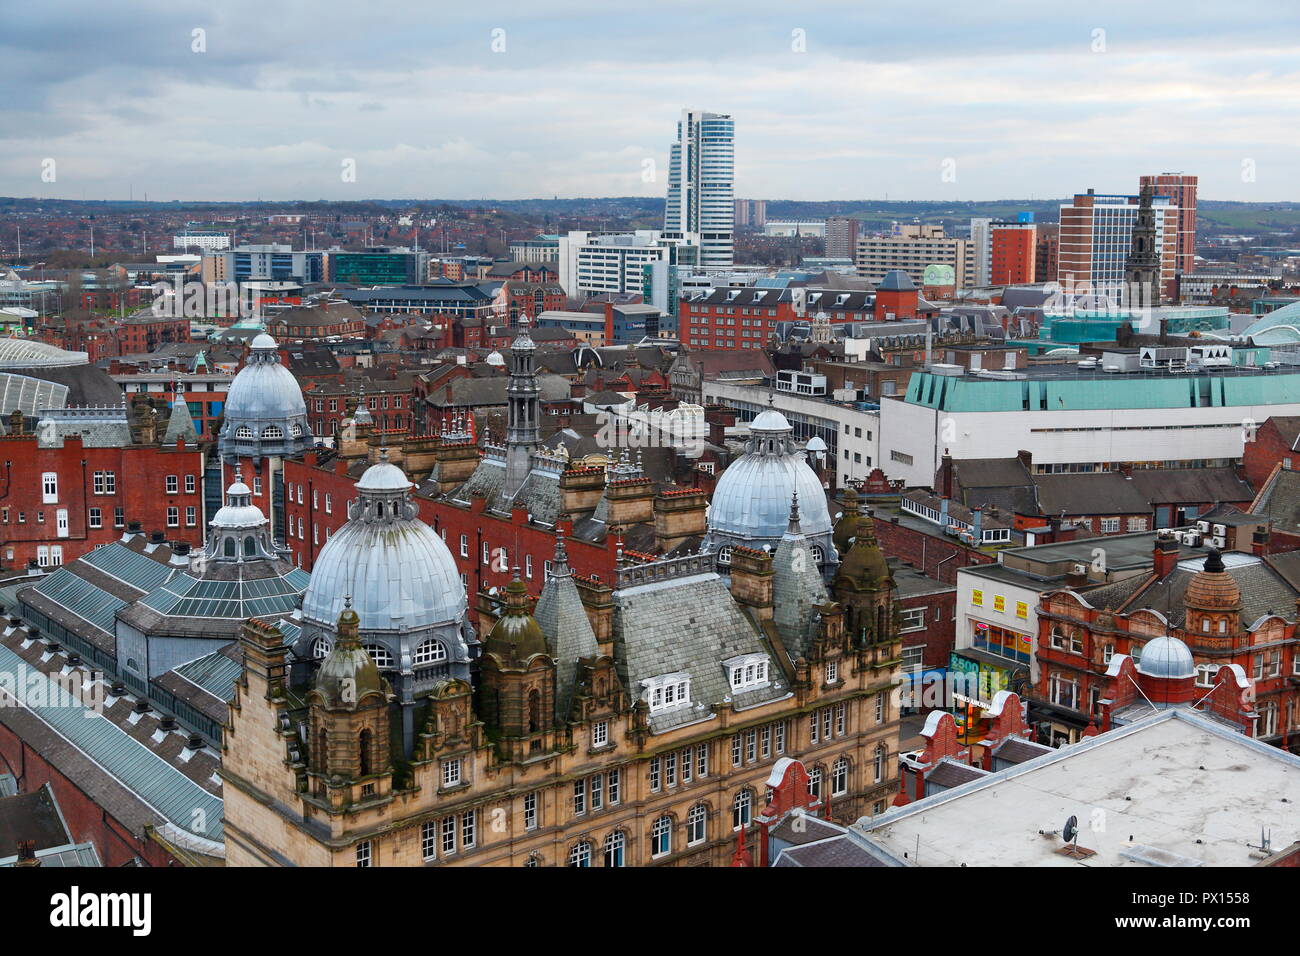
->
1057, 189, 1177, 303
664, 109, 735, 269
1140, 173, 1198, 275
969, 218, 993, 286
825, 217, 860, 259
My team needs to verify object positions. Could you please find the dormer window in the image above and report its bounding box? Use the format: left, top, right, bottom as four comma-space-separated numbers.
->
643, 673, 692, 714
725, 653, 771, 692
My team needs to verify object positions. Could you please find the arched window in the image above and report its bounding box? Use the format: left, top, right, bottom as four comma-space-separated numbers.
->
810, 544, 825, 563
243, 535, 257, 556
651, 815, 672, 858
567, 841, 592, 868
235, 425, 254, 439
359, 729, 372, 776
414, 639, 447, 665
1195, 663, 1218, 688
524, 853, 541, 868
263, 425, 284, 440
807, 766, 823, 800
832, 756, 850, 796
363, 643, 393, 668
732, 789, 752, 830
527, 689, 542, 734
312, 637, 331, 659
717, 545, 733, 566
290, 423, 303, 437
603, 831, 626, 867
873, 743, 886, 783
224, 537, 236, 557
687, 804, 707, 846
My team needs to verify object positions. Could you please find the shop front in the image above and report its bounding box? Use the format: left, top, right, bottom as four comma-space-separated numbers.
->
948, 622, 1032, 745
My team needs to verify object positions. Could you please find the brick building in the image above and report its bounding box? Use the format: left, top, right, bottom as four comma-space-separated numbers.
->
0, 403, 205, 570
1034, 535, 1300, 751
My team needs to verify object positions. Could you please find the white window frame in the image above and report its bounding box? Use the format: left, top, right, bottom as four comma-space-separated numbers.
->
442, 758, 462, 788
724, 653, 771, 693
642, 672, 692, 714
41, 472, 57, 504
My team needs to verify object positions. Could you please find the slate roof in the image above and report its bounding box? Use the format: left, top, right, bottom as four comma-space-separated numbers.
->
1033, 472, 1152, 516
990, 737, 1055, 765
773, 833, 891, 867
1250, 468, 1300, 534
0, 785, 70, 858
1120, 556, 1298, 627
612, 568, 787, 733
1074, 573, 1150, 611
425, 373, 570, 409
926, 757, 989, 790
772, 522, 829, 662
1127, 468, 1254, 505
533, 563, 599, 719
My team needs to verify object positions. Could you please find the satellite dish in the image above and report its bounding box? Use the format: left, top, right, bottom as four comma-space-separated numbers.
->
1062, 815, 1079, 845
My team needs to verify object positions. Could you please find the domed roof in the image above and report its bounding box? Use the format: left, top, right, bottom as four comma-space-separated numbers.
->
356, 459, 411, 493
1137, 635, 1195, 680
313, 603, 388, 709
209, 472, 266, 530
1184, 549, 1241, 611
750, 408, 792, 432
484, 576, 549, 664
222, 332, 307, 425
709, 411, 831, 542
834, 514, 893, 591
301, 467, 466, 634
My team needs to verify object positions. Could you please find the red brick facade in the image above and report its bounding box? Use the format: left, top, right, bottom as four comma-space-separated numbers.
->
0, 725, 182, 867
0, 435, 205, 569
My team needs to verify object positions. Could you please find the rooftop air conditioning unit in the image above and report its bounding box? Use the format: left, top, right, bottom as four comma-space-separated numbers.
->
1196, 520, 1210, 533
1212, 524, 1226, 536
1208, 535, 1226, 549
1181, 531, 1202, 547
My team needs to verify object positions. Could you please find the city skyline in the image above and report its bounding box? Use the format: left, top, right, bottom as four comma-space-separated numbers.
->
3, 2, 1300, 203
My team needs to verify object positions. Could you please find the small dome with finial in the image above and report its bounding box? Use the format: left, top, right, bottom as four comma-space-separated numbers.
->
1184, 547, 1242, 611
484, 572, 549, 664
313, 597, 388, 709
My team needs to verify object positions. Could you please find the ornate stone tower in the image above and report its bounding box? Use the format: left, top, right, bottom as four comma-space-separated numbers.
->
306, 600, 394, 808
831, 513, 899, 647
503, 315, 542, 500
1125, 184, 1162, 310
477, 572, 557, 760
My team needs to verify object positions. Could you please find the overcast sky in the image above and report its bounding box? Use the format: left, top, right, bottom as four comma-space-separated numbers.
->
2, 0, 1298, 203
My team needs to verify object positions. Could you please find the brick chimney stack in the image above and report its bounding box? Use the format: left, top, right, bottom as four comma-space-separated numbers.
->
1153, 530, 1181, 579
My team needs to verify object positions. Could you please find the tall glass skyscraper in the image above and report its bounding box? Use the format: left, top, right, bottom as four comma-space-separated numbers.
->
663, 109, 734, 269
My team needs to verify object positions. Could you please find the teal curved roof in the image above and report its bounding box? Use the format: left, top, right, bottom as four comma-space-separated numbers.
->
1242, 301, 1300, 344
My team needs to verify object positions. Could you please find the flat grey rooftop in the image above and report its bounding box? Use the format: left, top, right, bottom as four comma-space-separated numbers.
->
855, 710, 1299, 867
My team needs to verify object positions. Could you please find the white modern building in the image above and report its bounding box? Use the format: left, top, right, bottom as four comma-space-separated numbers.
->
764, 221, 826, 238
173, 231, 232, 251
663, 109, 735, 269
701, 380, 880, 489
878, 353, 1300, 486
558, 230, 696, 298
